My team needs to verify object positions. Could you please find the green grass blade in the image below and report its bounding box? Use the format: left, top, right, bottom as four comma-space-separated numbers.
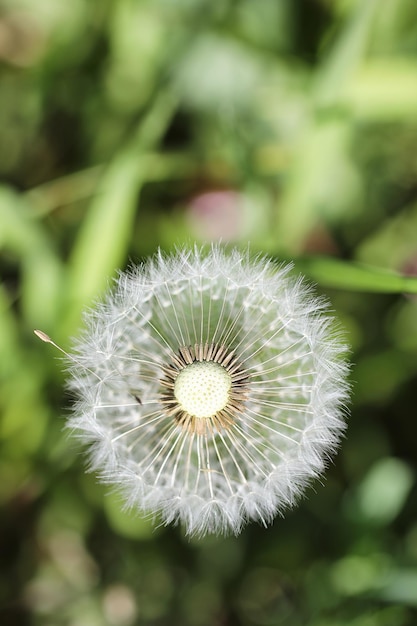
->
294, 256, 417, 294
314, 0, 379, 107
65, 91, 177, 331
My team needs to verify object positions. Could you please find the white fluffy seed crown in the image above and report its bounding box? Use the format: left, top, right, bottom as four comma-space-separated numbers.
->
67, 245, 350, 536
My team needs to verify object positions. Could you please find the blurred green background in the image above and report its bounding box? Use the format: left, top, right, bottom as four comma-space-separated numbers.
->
1, 0, 417, 624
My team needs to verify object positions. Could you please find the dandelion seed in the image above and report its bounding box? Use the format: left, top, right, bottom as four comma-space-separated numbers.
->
55, 246, 350, 536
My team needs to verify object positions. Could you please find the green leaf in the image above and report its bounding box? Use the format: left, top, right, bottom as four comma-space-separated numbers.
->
293, 256, 417, 294
355, 457, 414, 525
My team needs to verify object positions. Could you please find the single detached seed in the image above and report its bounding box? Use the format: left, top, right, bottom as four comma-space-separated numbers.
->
174, 361, 232, 418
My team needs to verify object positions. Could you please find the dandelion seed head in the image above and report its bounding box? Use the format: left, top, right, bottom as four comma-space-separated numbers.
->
66, 245, 350, 536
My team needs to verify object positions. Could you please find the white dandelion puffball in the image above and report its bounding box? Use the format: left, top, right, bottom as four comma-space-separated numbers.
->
68, 246, 349, 536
